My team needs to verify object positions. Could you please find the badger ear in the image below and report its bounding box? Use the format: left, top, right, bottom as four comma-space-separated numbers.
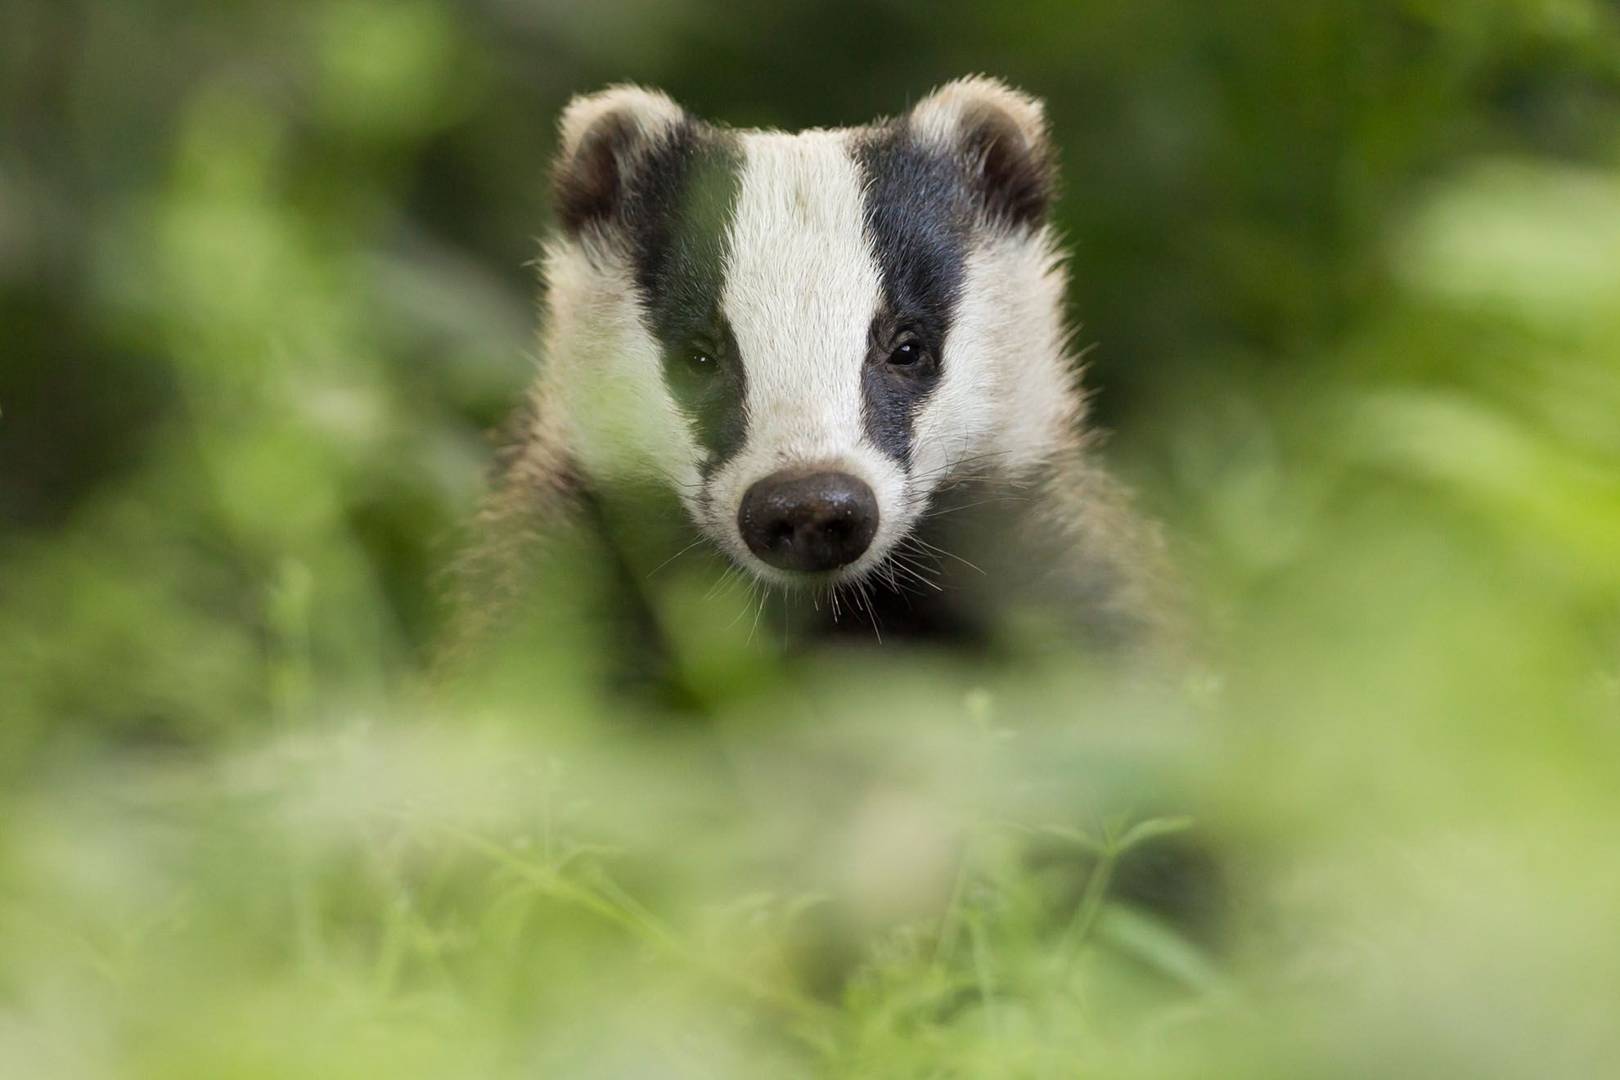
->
908, 76, 1054, 228
552, 85, 689, 236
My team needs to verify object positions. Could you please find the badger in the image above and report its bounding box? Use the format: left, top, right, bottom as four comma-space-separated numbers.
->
451, 77, 1175, 681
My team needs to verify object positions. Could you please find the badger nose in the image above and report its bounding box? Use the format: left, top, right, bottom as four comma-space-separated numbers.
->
738, 470, 879, 572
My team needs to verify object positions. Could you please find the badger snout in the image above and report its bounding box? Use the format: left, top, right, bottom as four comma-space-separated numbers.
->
737, 470, 879, 573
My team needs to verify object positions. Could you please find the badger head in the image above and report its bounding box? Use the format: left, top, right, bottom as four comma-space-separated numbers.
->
535, 77, 1082, 590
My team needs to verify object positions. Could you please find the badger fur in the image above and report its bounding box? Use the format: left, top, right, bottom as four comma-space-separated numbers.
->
450, 77, 1175, 679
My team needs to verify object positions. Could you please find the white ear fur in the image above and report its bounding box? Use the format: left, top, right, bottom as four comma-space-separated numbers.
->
908, 75, 1048, 155
552, 85, 690, 236
557, 85, 686, 160
907, 76, 1054, 227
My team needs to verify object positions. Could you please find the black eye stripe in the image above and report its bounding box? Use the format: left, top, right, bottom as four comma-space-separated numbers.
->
667, 315, 745, 473
617, 121, 749, 473
853, 123, 968, 466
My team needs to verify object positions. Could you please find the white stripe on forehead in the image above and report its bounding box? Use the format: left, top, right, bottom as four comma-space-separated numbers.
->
722, 131, 883, 464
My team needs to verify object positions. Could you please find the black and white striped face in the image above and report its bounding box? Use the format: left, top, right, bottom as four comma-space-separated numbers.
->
539, 78, 1080, 588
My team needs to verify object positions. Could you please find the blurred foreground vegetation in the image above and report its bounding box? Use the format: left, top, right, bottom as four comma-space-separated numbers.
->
3, 1, 1620, 1076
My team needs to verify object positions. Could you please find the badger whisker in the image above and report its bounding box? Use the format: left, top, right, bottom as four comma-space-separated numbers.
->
904, 534, 986, 576
921, 493, 1029, 521
906, 446, 1021, 489
884, 552, 944, 593
706, 564, 745, 602
746, 581, 768, 644
725, 587, 755, 631
854, 578, 883, 643
645, 537, 709, 579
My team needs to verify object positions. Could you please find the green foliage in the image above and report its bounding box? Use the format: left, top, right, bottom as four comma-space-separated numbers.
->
3, 0, 1619, 1075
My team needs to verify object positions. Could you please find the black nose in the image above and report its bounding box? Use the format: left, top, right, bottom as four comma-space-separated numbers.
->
737, 470, 879, 572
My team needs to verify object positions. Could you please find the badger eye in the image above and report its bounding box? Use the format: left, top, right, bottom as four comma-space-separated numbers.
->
886, 340, 933, 371
684, 348, 718, 375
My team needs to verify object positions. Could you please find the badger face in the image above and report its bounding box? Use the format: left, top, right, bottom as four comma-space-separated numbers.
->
538, 78, 1080, 589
